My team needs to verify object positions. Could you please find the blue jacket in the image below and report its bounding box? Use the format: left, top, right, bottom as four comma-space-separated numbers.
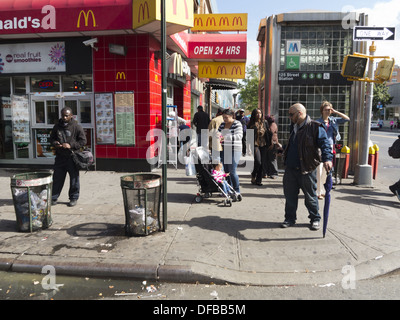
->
316, 116, 349, 147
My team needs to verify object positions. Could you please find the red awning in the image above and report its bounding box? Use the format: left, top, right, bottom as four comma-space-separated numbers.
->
0, 0, 133, 38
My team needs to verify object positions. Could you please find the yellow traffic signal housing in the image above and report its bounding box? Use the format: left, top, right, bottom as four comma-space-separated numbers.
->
375, 58, 395, 82
341, 55, 368, 79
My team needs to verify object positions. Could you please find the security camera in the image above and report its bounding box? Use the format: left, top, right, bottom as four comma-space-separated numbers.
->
83, 38, 98, 51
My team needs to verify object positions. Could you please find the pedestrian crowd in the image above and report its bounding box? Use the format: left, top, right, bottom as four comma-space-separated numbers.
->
191, 102, 354, 231
51, 102, 399, 234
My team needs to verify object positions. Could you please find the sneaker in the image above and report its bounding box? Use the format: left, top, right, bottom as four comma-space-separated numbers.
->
281, 220, 295, 228
389, 185, 397, 195
68, 199, 78, 207
51, 200, 57, 206
311, 220, 320, 230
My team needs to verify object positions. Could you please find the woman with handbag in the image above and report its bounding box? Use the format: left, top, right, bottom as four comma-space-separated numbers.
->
248, 108, 270, 186
50, 107, 87, 207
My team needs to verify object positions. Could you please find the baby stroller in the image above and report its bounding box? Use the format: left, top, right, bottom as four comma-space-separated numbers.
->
192, 147, 241, 207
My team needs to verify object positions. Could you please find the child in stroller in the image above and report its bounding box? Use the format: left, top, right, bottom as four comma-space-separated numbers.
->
193, 148, 241, 206
212, 163, 232, 198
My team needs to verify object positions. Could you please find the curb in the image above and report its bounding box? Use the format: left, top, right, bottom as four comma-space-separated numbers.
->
2, 251, 400, 286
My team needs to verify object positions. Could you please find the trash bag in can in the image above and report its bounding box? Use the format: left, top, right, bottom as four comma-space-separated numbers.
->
10, 172, 53, 232
120, 173, 162, 237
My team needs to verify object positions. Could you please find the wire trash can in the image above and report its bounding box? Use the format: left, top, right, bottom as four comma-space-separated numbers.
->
120, 173, 162, 237
10, 172, 53, 232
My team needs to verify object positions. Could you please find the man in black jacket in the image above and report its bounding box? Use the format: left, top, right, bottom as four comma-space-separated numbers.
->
50, 107, 87, 207
192, 105, 210, 146
282, 103, 333, 230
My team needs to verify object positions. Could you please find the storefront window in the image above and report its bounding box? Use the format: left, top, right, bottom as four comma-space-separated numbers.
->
35, 101, 45, 124
13, 77, 26, 94
0, 77, 13, 159
31, 76, 60, 92
47, 100, 59, 125
80, 100, 92, 123
65, 100, 78, 116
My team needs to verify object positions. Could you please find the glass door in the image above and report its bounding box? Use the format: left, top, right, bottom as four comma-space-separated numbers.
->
31, 97, 60, 159
31, 94, 94, 160
64, 96, 94, 154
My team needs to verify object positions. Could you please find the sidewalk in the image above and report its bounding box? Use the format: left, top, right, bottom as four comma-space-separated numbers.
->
0, 162, 399, 286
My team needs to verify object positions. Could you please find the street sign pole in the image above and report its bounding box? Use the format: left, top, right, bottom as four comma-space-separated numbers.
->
161, 0, 167, 231
354, 42, 376, 186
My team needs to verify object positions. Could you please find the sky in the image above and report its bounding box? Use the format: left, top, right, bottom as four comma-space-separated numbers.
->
216, 0, 400, 68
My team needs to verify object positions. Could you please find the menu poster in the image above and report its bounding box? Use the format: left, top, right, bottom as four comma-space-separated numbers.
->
11, 95, 30, 143
35, 129, 55, 158
115, 91, 135, 146
95, 93, 115, 144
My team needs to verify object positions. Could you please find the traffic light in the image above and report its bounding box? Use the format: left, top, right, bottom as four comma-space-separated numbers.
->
341, 55, 368, 79
375, 58, 395, 82
73, 80, 86, 91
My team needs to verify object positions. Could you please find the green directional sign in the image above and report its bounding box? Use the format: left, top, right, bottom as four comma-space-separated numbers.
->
286, 56, 300, 70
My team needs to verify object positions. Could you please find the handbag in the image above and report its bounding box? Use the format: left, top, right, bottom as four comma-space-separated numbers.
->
184, 154, 196, 176
71, 149, 94, 171
61, 129, 94, 171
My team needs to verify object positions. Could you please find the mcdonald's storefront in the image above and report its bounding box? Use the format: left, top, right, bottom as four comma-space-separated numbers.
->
0, 0, 196, 171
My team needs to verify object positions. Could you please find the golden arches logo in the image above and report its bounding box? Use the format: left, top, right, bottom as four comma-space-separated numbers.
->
216, 66, 227, 75
231, 66, 242, 75
232, 16, 243, 26
116, 72, 126, 80
138, 2, 150, 23
201, 65, 212, 74
219, 17, 229, 26
206, 17, 216, 27
193, 17, 203, 27
172, 0, 189, 19
77, 10, 96, 28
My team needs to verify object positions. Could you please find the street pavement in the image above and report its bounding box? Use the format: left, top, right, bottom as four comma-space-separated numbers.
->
0, 157, 399, 286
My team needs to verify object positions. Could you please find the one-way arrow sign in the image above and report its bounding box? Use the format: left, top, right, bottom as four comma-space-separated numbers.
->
354, 26, 396, 41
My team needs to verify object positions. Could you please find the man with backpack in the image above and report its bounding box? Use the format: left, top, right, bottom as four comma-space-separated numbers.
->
388, 135, 400, 201
50, 107, 87, 207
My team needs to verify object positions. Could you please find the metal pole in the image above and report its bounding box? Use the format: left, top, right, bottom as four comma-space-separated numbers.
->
354, 41, 376, 186
161, 0, 167, 231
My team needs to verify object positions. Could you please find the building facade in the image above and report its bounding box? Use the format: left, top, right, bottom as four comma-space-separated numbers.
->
258, 11, 367, 172
388, 65, 400, 85
387, 82, 400, 123
0, 0, 211, 171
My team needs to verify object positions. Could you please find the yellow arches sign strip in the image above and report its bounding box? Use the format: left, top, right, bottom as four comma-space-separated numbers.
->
198, 62, 246, 80
191, 13, 247, 32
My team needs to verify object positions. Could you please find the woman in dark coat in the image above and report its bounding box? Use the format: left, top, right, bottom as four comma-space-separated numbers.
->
248, 108, 270, 186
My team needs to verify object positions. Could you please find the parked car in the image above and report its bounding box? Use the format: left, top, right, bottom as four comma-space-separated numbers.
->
371, 120, 380, 130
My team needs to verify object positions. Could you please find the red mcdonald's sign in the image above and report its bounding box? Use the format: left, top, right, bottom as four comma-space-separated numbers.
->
0, 1, 133, 35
